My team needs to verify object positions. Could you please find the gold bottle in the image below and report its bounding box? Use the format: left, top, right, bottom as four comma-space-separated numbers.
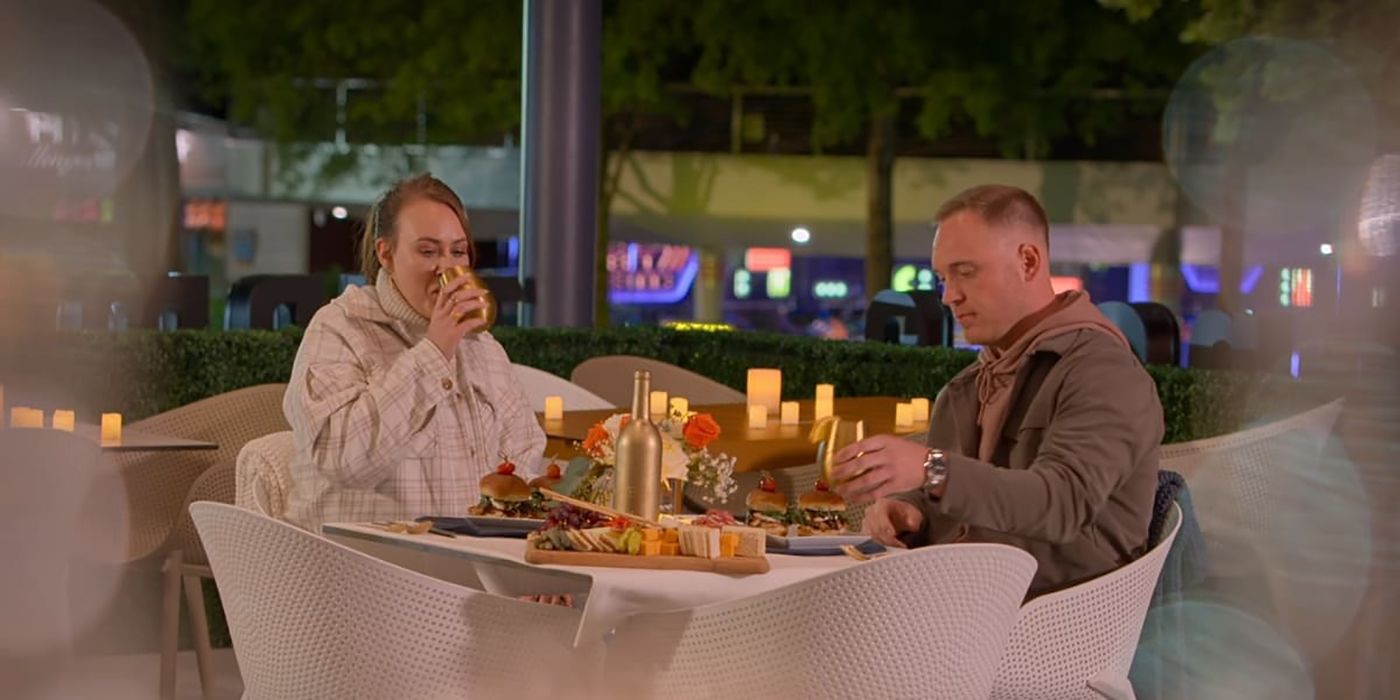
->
614, 370, 663, 520
437, 265, 498, 331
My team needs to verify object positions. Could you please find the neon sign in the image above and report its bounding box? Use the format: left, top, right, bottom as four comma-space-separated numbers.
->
607, 242, 699, 304
744, 247, 792, 272
812, 280, 849, 299
891, 265, 936, 293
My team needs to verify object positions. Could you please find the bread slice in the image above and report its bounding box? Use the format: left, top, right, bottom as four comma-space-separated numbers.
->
678, 525, 721, 559
721, 525, 767, 558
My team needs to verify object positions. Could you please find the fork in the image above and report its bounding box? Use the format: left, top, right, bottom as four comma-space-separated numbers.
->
840, 544, 887, 561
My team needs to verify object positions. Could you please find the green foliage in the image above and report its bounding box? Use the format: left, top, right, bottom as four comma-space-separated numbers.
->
186, 0, 523, 147
695, 0, 1198, 158
493, 325, 978, 404
51, 328, 304, 419
64, 326, 1265, 443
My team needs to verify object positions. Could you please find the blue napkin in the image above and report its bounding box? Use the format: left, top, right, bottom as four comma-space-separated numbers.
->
417, 516, 540, 538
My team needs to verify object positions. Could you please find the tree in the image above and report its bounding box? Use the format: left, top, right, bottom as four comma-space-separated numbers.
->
595, 1, 697, 326
692, 0, 1196, 301
186, 0, 697, 327
187, 0, 523, 186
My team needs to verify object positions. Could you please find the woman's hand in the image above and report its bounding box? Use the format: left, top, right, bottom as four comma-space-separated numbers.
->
427, 273, 489, 358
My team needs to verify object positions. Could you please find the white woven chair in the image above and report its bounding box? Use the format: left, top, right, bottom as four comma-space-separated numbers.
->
510, 363, 616, 411
108, 383, 289, 700
570, 355, 745, 407
1162, 399, 1363, 666
189, 502, 584, 700
114, 384, 290, 562
1158, 399, 1343, 482
990, 503, 1183, 700
607, 543, 1037, 699
1159, 399, 1342, 578
235, 431, 296, 518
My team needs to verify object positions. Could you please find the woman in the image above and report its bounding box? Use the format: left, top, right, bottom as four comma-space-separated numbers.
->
283, 174, 545, 532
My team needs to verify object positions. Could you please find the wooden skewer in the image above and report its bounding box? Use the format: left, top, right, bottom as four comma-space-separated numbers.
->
537, 488, 665, 529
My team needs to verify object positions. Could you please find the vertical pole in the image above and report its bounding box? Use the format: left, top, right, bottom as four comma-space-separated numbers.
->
519, 0, 600, 327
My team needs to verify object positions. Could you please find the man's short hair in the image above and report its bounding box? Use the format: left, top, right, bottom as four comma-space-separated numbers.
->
935, 185, 1049, 248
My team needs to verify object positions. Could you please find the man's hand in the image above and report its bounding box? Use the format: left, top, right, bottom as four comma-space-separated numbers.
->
830, 434, 928, 504
861, 498, 925, 548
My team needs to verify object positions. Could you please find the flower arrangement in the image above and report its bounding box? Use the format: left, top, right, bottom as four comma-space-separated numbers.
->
566, 407, 738, 508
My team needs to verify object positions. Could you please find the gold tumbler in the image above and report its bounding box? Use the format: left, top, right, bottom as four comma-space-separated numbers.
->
814, 416, 865, 486
437, 265, 497, 331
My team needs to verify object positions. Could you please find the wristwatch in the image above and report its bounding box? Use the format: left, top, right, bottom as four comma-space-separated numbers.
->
922, 448, 948, 499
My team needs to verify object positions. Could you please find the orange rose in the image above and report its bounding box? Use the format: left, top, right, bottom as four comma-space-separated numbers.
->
683, 413, 721, 450
582, 423, 611, 456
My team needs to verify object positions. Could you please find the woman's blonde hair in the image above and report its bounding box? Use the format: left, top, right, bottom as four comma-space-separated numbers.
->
358, 173, 476, 283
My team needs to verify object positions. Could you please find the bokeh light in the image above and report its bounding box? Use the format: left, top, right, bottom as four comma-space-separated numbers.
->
1163, 38, 1377, 242
0, 0, 155, 221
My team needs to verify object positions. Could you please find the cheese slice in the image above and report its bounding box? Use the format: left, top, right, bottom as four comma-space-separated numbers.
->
719, 533, 739, 558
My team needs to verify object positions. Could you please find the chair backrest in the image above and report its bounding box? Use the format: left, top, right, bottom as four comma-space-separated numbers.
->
1160, 399, 1341, 536
236, 431, 296, 518
1159, 399, 1343, 479
607, 544, 1037, 699
115, 383, 290, 560
510, 363, 616, 411
190, 502, 583, 700
1130, 302, 1182, 366
1097, 301, 1148, 363
1160, 399, 1343, 588
171, 459, 237, 567
990, 503, 1183, 700
570, 355, 745, 407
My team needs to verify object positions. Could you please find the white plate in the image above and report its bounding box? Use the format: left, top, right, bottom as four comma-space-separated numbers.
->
766, 533, 871, 550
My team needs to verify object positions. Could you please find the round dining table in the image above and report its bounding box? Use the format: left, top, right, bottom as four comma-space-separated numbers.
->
322, 523, 879, 647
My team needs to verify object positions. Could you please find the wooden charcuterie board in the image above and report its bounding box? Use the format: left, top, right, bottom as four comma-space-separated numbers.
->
524, 543, 770, 574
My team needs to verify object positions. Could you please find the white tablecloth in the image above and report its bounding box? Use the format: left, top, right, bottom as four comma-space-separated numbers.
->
323, 523, 866, 646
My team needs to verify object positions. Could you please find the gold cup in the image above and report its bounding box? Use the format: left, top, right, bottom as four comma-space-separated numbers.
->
813, 416, 865, 486
437, 265, 497, 331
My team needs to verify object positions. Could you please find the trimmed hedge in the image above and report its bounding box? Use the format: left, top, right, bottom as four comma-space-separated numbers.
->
50, 325, 1278, 443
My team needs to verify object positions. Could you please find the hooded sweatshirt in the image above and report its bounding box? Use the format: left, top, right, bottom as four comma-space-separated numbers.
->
974, 290, 1130, 462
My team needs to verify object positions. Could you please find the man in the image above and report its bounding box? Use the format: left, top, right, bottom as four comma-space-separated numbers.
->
831, 184, 1163, 596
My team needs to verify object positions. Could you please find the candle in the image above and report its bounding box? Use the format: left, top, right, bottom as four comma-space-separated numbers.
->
100, 412, 122, 445
747, 404, 768, 429
669, 397, 689, 418
780, 401, 799, 425
650, 391, 669, 419
52, 410, 76, 432
10, 407, 44, 429
895, 402, 914, 428
911, 397, 930, 423
814, 384, 835, 421
746, 369, 782, 416
543, 396, 564, 422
